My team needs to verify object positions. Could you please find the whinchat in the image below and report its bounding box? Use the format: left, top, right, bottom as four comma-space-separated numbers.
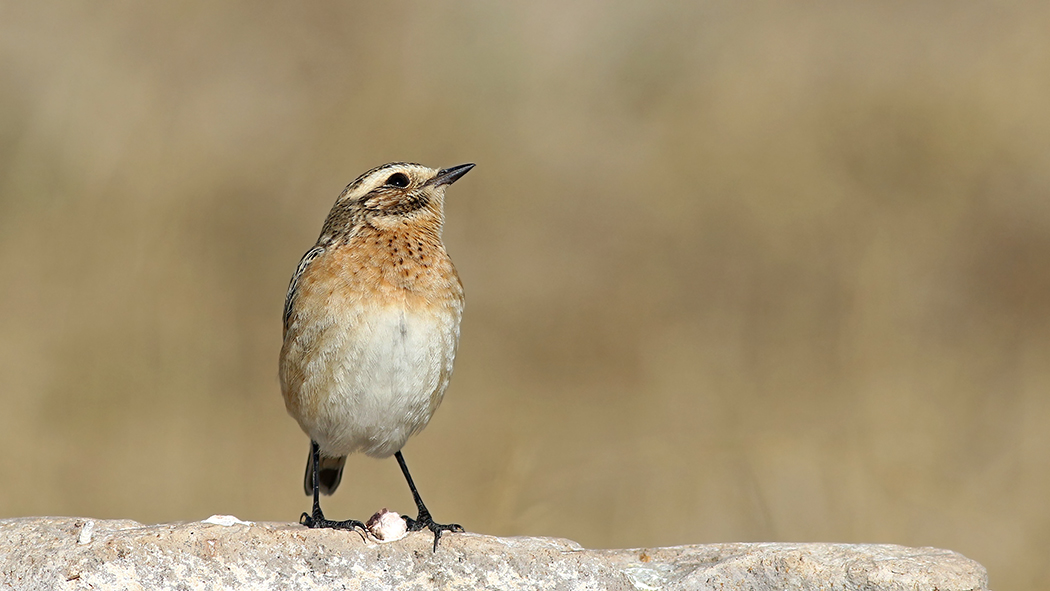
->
280, 162, 474, 550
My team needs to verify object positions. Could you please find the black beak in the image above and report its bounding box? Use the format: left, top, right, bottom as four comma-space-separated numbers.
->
430, 163, 475, 187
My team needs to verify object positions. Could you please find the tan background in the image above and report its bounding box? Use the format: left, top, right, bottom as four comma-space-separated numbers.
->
2, 2, 1048, 589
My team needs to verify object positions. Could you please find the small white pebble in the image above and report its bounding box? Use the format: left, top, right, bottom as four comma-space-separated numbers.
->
77, 520, 95, 545
202, 515, 253, 527
366, 508, 407, 542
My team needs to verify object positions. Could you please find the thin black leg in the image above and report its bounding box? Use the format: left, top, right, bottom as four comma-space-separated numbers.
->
299, 441, 365, 531
395, 450, 463, 551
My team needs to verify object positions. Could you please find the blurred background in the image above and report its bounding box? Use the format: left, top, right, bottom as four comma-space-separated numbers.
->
1, 1, 1048, 589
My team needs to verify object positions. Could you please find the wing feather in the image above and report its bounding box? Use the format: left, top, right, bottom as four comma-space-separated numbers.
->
283, 245, 325, 333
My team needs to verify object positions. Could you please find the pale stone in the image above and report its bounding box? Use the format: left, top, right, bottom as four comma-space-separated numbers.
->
365, 508, 408, 543
200, 515, 254, 527
0, 517, 989, 591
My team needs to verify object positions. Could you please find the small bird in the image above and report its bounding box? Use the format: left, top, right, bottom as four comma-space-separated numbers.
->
280, 161, 474, 550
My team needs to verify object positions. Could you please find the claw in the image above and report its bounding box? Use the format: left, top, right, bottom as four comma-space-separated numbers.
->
403, 511, 463, 551
301, 508, 365, 531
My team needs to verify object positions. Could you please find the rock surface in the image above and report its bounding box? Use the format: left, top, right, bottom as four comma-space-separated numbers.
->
0, 517, 988, 590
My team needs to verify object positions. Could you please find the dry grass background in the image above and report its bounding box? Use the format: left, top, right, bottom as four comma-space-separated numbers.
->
1, 2, 1049, 589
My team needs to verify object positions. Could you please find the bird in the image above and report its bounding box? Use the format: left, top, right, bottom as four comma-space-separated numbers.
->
279, 161, 474, 551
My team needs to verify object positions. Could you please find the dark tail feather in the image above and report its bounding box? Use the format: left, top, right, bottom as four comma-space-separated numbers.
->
304, 449, 346, 496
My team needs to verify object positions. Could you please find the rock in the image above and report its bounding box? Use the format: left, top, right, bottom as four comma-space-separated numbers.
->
0, 517, 988, 590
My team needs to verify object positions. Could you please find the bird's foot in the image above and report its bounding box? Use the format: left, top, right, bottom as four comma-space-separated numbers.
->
403, 510, 464, 552
300, 510, 365, 531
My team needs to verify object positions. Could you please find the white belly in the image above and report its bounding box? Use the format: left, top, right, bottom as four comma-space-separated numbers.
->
284, 304, 460, 458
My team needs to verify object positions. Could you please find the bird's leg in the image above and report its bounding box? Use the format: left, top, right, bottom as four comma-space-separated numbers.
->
395, 450, 464, 551
300, 441, 365, 531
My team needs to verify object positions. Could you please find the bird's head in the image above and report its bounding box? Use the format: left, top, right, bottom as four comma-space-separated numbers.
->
320, 162, 474, 241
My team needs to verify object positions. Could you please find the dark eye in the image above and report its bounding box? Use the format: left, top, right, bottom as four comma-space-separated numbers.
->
385, 172, 410, 188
